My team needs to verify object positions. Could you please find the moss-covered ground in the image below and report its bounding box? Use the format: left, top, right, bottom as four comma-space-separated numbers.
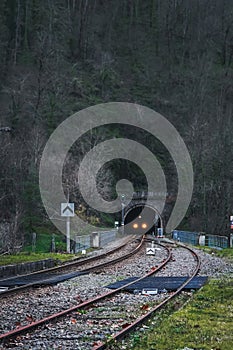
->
124, 278, 233, 350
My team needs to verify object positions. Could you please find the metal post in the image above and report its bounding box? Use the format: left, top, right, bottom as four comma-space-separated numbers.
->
66, 217, 70, 253
121, 204, 124, 226
51, 234, 56, 252
74, 235, 78, 253
32, 232, 36, 253
121, 194, 125, 233
230, 234, 233, 248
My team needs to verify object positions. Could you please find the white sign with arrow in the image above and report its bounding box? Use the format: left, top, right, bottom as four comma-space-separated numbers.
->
146, 247, 156, 255
61, 203, 75, 217
146, 241, 156, 255
61, 203, 75, 253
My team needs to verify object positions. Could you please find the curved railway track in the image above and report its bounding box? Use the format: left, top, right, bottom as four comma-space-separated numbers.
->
0, 236, 150, 332
0, 240, 201, 349
0, 235, 140, 297
93, 242, 201, 350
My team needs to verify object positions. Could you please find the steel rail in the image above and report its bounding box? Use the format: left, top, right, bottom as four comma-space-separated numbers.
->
0, 235, 136, 282
92, 244, 201, 350
0, 240, 171, 343
0, 235, 138, 297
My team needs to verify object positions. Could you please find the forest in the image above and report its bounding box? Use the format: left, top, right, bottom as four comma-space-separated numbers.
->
0, 0, 233, 251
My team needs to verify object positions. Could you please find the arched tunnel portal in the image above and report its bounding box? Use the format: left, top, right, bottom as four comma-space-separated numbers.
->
123, 204, 162, 235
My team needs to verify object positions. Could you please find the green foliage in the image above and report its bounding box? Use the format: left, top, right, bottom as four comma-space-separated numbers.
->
22, 169, 41, 232
99, 213, 115, 227
23, 226, 66, 253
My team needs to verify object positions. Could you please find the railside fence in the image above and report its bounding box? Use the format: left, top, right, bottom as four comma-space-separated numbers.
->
172, 230, 229, 249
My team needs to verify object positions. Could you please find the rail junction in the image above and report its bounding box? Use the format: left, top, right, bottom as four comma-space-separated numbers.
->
0, 235, 205, 349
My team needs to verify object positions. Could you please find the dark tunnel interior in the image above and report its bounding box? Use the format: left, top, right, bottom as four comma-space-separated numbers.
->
124, 205, 160, 235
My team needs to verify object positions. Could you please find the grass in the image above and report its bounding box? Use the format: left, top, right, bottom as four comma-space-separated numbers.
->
125, 278, 233, 350
0, 252, 77, 266
23, 227, 67, 253
197, 246, 233, 260
215, 248, 233, 259
0, 224, 114, 266
0, 226, 92, 266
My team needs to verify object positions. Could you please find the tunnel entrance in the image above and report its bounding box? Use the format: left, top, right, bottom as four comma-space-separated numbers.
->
124, 205, 161, 235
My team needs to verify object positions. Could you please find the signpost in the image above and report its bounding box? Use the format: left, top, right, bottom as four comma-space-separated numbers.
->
121, 194, 125, 234
146, 240, 156, 255
146, 247, 156, 255
61, 203, 75, 253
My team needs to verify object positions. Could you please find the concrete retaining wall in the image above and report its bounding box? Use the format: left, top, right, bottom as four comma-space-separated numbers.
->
0, 258, 56, 278
0, 229, 118, 278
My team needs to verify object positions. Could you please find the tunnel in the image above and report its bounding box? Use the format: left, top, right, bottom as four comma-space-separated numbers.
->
124, 204, 161, 235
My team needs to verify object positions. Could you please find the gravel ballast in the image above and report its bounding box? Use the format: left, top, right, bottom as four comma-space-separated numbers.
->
0, 242, 233, 349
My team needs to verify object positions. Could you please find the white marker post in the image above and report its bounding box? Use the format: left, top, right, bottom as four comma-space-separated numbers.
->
66, 216, 70, 253
61, 203, 75, 253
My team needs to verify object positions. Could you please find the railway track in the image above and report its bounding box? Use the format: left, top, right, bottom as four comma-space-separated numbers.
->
0, 235, 139, 297
0, 241, 201, 349
93, 243, 201, 350
0, 236, 151, 333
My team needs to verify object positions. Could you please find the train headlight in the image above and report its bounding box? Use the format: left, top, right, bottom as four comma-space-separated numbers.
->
133, 223, 139, 229
142, 223, 148, 229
